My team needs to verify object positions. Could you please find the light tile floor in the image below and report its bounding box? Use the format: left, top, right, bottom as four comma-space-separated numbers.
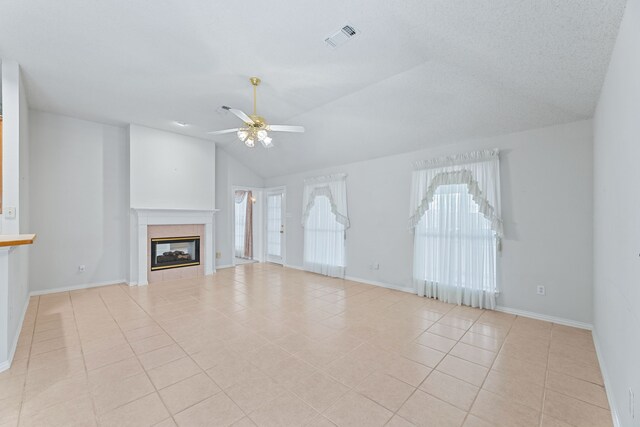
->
0, 263, 612, 427
234, 258, 258, 266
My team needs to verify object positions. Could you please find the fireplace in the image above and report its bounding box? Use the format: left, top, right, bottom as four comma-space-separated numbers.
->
150, 236, 200, 271
132, 209, 217, 285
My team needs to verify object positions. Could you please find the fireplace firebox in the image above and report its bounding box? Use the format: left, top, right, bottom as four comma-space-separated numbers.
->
150, 236, 200, 271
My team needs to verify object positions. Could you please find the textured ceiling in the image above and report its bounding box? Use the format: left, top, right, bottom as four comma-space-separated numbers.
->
0, 0, 626, 177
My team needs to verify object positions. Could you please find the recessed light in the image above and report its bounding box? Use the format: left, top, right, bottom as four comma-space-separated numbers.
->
174, 121, 189, 127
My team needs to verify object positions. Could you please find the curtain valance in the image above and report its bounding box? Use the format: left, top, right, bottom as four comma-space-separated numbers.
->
302, 173, 350, 228
234, 190, 247, 204
409, 149, 503, 237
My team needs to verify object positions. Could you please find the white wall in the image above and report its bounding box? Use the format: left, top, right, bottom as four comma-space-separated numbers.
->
16, 62, 30, 348
130, 125, 215, 210
593, 0, 640, 425
2, 61, 23, 236
0, 60, 30, 369
266, 120, 594, 325
29, 119, 218, 291
215, 149, 265, 267
29, 111, 129, 292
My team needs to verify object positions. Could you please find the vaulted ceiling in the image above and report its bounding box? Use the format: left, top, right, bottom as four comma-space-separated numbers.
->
0, 0, 626, 177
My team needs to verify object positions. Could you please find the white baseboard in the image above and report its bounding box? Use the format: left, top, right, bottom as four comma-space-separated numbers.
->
280, 264, 414, 293
495, 305, 593, 330
125, 281, 149, 286
29, 279, 127, 296
343, 275, 414, 294
215, 264, 234, 270
283, 263, 413, 294
0, 296, 30, 373
282, 266, 593, 329
592, 330, 621, 427
259, 265, 596, 330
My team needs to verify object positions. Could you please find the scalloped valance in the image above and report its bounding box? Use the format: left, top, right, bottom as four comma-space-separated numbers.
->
302, 173, 350, 228
409, 149, 503, 237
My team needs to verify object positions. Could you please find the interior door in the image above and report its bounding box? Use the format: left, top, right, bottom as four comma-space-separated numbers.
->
266, 189, 285, 264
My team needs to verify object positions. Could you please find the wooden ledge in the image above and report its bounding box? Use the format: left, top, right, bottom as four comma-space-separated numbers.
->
0, 234, 36, 247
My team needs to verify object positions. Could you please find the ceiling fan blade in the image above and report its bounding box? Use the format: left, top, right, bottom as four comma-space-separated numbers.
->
207, 128, 240, 135
267, 125, 305, 133
222, 106, 254, 125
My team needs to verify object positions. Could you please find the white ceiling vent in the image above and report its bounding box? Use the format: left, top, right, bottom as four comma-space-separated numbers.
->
324, 25, 359, 48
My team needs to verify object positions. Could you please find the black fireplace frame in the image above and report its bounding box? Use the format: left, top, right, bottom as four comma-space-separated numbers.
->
150, 236, 201, 271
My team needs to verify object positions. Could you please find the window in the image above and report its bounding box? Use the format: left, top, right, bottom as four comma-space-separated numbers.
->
303, 194, 346, 277
302, 174, 349, 278
414, 184, 497, 305
410, 149, 502, 309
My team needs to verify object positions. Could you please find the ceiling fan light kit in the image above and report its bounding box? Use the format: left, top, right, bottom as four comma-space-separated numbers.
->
209, 77, 305, 148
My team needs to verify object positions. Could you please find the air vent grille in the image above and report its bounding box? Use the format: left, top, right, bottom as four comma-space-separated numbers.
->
342, 25, 356, 36
325, 25, 359, 48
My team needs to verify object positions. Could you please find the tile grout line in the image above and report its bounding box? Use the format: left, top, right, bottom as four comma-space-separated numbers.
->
539, 325, 554, 427
107, 283, 255, 425
543, 329, 611, 406
458, 313, 516, 426
9, 265, 612, 427
320, 302, 464, 425
393, 305, 493, 426
380, 306, 457, 426
95, 288, 179, 425
15, 295, 40, 427
230, 274, 396, 422
535, 324, 611, 424
321, 299, 462, 423
390, 304, 460, 423
66, 290, 105, 426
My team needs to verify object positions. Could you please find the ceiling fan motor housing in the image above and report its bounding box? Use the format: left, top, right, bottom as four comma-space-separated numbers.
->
248, 115, 267, 128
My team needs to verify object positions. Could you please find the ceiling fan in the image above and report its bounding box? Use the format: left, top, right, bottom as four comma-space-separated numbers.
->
208, 77, 304, 148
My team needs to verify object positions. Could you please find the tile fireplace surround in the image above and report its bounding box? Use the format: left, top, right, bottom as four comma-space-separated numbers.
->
131, 209, 218, 286
148, 225, 204, 284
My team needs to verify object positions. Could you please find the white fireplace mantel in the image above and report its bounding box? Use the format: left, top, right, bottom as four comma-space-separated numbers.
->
130, 208, 219, 286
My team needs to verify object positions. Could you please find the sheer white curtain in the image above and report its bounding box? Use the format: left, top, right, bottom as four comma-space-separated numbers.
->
302, 174, 349, 278
410, 149, 502, 309
234, 191, 247, 258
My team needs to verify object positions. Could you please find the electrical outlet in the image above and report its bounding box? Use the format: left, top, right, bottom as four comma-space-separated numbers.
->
630, 388, 635, 418
215, 251, 221, 259
5, 207, 16, 219
536, 285, 546, 296
78, 265, 86, 273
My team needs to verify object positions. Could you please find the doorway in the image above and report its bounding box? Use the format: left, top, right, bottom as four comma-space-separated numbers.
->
265, 187, 286, 265
234, 189, 257, 265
